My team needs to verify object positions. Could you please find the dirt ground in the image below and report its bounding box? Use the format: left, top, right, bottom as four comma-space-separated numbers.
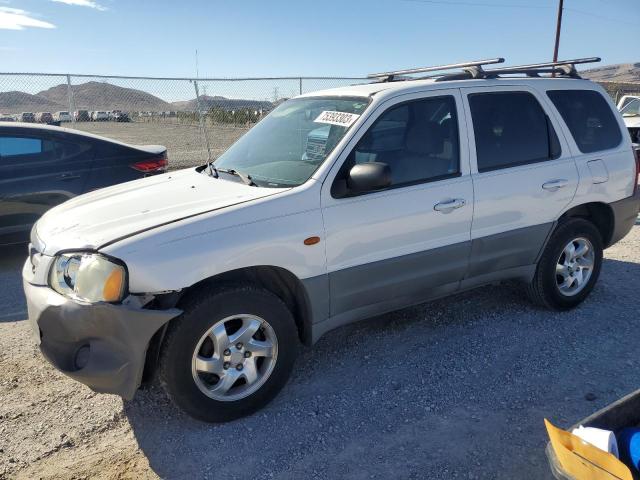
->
1, 222, 640, 479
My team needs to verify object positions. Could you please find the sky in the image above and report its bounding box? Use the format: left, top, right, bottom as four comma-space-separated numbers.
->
0, 0, 638, 78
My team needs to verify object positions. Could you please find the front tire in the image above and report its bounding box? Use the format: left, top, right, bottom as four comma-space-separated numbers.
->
527, 218, 603, 310
158, 284, 298, 422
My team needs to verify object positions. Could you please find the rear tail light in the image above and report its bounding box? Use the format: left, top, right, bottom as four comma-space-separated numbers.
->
130, 153, 168, 173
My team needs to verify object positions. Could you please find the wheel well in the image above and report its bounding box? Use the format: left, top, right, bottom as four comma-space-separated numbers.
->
142, 266, 313, 385
559, 202, 614, 246
182, 266, 312, 346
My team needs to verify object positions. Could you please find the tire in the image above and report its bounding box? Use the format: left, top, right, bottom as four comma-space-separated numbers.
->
527, 218, 603, 310
158, 284, 298, 422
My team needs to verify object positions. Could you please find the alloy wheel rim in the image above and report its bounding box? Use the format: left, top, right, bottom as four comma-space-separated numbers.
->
191, 314, 278, 402
555, 237, 595, 297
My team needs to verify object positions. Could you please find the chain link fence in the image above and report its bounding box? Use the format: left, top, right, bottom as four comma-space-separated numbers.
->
1, 73, 638, 169
0, 73, 368, 169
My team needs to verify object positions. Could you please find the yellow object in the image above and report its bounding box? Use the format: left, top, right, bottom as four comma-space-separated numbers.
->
102, 267, 125, 302
545, 419, 633, 480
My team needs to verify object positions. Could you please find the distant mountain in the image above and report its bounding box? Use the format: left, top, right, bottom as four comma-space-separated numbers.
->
37, 81, 173, 111
582, 63, 640, 83
172, 95, 272, 112
0, 91, 62, 113
0, 82, 274, 114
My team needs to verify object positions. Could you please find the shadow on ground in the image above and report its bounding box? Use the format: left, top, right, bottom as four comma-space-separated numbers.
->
123, 256, 640, 479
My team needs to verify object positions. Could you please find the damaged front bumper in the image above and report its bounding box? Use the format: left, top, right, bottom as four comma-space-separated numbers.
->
23, 261, 181, 399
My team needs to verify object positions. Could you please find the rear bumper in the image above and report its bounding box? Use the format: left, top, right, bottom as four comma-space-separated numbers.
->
608, 192, 640, 247
24, 276, 180, 399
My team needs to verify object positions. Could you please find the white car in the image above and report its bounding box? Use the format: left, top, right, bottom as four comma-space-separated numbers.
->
618, 95, 640, 144
54, 111, 73, 122
91, 111, 109, 121
23, 58, 640, 422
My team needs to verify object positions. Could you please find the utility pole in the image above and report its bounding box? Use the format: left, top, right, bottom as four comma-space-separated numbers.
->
552, 0, 564, 64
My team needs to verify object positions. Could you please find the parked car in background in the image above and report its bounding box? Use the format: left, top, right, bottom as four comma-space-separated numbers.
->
0, 114, 15, 122
112, 110, 130, 122
92, 111, 109, 122
74, 110, 91, 122
36, 112, 54, 124
21, 58, 640, 423
618, 95, 640, 144
54, 111, 73, 123
0, 122, 168, 245
19, 112, 35, 123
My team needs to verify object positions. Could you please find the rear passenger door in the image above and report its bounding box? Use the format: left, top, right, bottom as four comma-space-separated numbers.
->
461, 86, 579, 278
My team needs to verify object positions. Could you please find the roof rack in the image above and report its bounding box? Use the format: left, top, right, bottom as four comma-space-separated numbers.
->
367, 58, 505, 82
435, 57, 601, 82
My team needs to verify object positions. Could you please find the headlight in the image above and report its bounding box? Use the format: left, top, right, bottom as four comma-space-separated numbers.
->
49, 252, 127, 303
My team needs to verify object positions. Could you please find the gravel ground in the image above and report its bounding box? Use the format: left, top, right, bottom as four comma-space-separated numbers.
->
1, 222, 639, 479
70, 121, 248, 169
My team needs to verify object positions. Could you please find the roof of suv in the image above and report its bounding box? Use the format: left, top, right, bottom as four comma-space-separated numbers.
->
299, 76, 597, 102
299, 57, 605, 101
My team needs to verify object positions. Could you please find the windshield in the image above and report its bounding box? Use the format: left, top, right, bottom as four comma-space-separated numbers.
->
213, 96, 370, 187
620, 98, 640, 117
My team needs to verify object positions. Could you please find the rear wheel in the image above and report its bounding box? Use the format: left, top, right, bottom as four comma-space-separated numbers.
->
158, 284, 298, 422
527, 218, 603, 310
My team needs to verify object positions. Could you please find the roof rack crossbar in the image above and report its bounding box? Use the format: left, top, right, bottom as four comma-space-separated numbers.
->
367, 58, 505, 81
482, 57, 601, 78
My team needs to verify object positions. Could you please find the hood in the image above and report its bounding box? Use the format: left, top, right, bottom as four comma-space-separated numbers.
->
35, 168, 285, 255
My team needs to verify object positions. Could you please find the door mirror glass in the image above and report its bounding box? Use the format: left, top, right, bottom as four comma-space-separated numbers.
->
347, 162, 391, 193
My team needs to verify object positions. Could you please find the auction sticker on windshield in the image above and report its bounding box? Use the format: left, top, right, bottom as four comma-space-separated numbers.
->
314, 111, 360, 127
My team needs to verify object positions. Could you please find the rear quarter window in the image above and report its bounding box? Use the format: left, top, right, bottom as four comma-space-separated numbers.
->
547, 89, 622, 154
0, 137, 42, 157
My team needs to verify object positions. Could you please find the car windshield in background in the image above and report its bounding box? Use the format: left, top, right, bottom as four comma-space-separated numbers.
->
620, 98, 640, 117
213, 97, 370, 188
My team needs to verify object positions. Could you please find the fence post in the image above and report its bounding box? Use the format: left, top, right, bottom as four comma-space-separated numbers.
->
193, 80, 213, 162
66, 74, 76, 124
299, 77, 303, 95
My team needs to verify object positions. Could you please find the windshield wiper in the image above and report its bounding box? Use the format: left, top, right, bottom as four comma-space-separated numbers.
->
207, 162, 219, 178
217, 168, 256, 186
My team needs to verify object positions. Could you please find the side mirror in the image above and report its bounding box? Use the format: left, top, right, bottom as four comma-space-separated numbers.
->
347, 162, 391, 193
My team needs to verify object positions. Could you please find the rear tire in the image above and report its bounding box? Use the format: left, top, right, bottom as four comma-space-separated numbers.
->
158, 284, 298, 422
527, 218, 603, 310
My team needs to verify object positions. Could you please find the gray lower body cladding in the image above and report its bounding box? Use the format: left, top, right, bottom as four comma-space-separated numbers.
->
24, 280, 181, 399
306, 222, 554, 343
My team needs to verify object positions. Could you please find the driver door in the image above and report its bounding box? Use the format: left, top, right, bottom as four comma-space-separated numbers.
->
320, 89, 473, 320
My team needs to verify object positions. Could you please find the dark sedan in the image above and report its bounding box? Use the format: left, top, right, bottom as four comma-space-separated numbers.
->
0, 122, 168, 245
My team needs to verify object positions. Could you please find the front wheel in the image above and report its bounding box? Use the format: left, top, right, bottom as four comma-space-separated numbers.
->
158, 284, 298, 422
527, 218, 603, 310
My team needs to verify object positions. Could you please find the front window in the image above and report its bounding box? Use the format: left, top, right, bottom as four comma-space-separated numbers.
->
213, 96, 370, 187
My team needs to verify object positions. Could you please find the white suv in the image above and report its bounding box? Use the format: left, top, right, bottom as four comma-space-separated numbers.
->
23, 59, 640, 422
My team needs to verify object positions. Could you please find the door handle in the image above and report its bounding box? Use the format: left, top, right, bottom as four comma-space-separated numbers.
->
434, 198, 466, 213
59, 173, 80, 181
542, 179, 569, 191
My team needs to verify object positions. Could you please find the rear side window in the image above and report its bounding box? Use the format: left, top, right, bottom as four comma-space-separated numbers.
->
469, 91, 561, 172
0, 135, 89, 162
547, 90, 622, 153
0, 137, 42, 157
